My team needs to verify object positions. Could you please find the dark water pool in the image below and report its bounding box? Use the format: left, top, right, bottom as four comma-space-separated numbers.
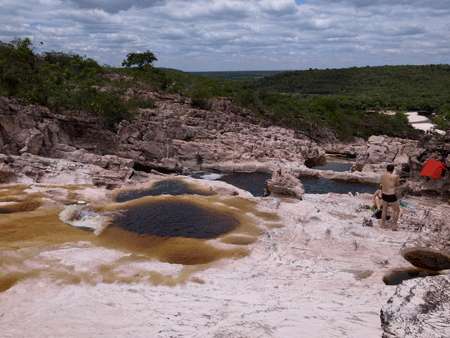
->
401, 247, 450, 271
314, 162, 353, 172
115, 180, 214, 203
192, 172, 272, 197
113, 200, 239, 238
299, 176, 378, 195
383, 268, 440, 285
193, 172, 378, 196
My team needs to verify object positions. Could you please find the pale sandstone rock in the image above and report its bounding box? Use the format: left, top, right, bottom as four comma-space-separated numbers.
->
160, 157, 182, 172
0, 153, 134, 186
265, 169, 305, 199
393, 153, 409, 165
368, 135, 385, 145
1, 174, 450, 337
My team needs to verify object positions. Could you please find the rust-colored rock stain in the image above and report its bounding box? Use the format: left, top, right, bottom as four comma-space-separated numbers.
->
0, 181, 280, 292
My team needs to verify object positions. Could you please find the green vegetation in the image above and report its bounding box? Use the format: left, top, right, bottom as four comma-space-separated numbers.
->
247, 65, 450, 129
1, 39, 136, 130
122, 50, 157, 70
188, 70, 294, 80
0, 37, 446, 139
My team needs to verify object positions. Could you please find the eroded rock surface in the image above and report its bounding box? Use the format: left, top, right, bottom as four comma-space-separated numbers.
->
0, 152, 134, 186
380, 275, 450, 338
0, 94, 326, 176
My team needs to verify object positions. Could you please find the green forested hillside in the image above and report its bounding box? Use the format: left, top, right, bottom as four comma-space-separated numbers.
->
249, 65, 450, 97
247, 65, 450, 130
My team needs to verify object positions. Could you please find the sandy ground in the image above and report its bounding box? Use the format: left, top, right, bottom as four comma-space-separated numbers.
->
0, 178, 448, 338
405, 112, 445, 134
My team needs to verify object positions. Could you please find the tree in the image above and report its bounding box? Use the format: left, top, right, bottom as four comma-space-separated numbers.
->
122, 50, 157, 70
0, 37, 42, 97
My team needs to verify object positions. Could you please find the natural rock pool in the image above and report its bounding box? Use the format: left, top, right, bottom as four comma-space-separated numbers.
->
382, 268, 441, 285
193, 171, 378, 197
112, 200, 239, 238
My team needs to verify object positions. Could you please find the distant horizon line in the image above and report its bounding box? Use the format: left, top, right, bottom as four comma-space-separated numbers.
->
168, 63, 450, 73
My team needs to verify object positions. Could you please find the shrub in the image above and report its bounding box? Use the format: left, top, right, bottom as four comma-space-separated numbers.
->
191, 97, 212, 110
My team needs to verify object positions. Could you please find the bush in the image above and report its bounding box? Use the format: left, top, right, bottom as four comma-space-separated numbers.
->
190, 89, 212, 110
191, 97, 212, 110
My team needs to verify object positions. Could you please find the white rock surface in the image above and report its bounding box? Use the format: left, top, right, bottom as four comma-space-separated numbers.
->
0, 180, 448, 338
380, 275, 450, 338
0, 174, 448, 338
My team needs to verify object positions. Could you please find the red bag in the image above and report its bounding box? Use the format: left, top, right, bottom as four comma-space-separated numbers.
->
420, 159, 447, 179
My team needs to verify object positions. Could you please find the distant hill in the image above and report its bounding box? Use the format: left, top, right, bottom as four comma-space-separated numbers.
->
248, 64, 450, 97
187, 70, 295, 81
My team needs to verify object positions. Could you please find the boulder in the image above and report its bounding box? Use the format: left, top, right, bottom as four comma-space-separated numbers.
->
301, 146, 327, 167
380, 275, 450, 338
350, 162, 364, 172
265, 169, 305, 199
365, 144, 388, 164
160, 158, 182, 172
368, 135, 385, 145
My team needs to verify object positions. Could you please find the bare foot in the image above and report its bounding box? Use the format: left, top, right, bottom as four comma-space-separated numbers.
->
392, 227, 400, 231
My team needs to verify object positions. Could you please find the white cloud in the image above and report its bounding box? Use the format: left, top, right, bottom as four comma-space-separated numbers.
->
0, 0, 449, 70
65, 0, 166, 13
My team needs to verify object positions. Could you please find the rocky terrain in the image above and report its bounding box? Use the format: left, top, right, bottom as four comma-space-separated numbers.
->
1, 78, 450, 337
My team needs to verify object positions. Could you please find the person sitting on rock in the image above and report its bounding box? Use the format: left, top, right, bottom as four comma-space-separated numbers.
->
372, 185, 383, 211
380, 164, 400, 231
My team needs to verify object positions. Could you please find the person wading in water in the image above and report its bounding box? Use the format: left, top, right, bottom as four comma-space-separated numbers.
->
381, 164, 400, 231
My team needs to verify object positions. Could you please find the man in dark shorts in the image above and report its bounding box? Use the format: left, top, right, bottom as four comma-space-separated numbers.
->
380, 164, 400, 230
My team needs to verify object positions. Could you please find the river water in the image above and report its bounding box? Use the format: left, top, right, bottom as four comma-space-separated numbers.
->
192, 167, 378, 197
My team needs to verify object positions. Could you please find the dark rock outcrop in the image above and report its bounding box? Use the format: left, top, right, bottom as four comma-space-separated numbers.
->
0, 92, 327, 177
0, 96, 119, 157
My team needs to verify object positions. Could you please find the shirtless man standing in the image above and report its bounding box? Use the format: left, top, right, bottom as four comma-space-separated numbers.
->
381, 164, 400, 230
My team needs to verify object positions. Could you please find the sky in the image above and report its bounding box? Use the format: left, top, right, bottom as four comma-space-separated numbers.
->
1, 0, 449, 71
